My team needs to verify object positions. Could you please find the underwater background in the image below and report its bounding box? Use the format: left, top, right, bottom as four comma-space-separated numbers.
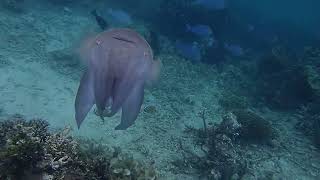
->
0, 0, 320, 179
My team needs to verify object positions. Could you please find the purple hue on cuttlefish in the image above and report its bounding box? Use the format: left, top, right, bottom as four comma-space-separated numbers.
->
75, 28, 160, 130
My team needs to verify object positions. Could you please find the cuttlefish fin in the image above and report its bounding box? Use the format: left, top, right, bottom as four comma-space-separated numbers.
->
75, 70, 95, 129
115, 82, 144, 130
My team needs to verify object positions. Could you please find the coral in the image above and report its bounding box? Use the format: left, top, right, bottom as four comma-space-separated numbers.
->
205, 132, 246, 180
218, 112, 241, 140
180, 111, 247, 179
179, 109, 279, 179
0, 115, 156, 180
232, 110, 275, 143
0, 115, 48, 177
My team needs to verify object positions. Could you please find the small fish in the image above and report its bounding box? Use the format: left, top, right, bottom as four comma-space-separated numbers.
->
149, 30, 160, 56
75, 28, 161, 130
247, 24, 255, 32
107, 8, 132, 25
192, 0, 227, 10
224, 43, 244, 56
91, 9, 108, 30
186, 24, 212, 38
175, 41, 201, 62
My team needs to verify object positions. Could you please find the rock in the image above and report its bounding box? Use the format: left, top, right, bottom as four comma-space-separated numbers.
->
256, 47, 314, 109
219, 112, 241, 139
232, 110, 275, 143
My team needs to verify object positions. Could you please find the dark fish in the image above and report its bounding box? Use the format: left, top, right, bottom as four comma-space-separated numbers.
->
107, 8, 133, 25
91, 9, 108, 30
224, 43, 244, 56
186, 24, 213, 38
175, 41, 201, 62
75, 28, 161, 130
193, 0, 227, 10
149, 30, 159, 56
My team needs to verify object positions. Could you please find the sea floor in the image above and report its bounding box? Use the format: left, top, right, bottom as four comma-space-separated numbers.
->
0, 1, 319, 179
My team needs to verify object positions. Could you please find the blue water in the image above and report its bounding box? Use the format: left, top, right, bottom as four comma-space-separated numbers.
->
0, 0, 320, 179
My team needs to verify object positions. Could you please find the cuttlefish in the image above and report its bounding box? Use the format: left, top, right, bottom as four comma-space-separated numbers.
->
75, 28, 160, 130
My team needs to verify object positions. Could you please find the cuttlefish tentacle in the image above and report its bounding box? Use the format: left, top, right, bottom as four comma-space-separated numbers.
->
75, 69, 95, 129
115, 81, 145, 130
110, 67, 143, 116
91, 42, 113, 120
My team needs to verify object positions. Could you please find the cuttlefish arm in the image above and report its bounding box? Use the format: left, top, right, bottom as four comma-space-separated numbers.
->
87, 67, 145, 130
74, 69, 95, 129
75, 40, 113, 128
91, 43, 113, 120
115, 80, 145, 130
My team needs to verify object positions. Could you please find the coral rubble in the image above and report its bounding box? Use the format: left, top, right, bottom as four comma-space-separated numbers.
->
0, 115, 156, 180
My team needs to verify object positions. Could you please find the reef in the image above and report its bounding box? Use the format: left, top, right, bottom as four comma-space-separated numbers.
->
0, 115, 156, 180
176, 108, 277, 179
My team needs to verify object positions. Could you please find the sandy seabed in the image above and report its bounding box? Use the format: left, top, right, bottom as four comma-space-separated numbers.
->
0, 1, 319, 179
